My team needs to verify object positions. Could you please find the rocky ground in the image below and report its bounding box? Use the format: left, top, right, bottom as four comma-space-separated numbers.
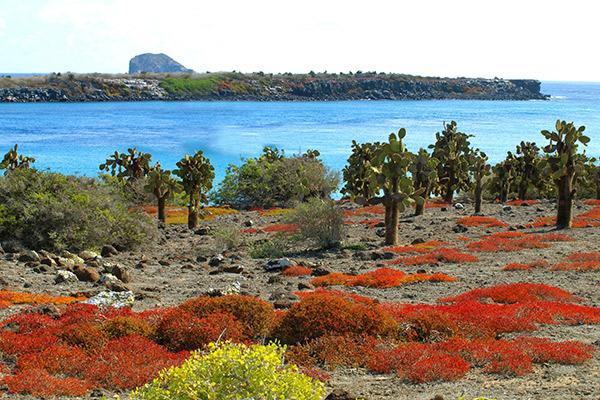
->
0, 199, 599, 400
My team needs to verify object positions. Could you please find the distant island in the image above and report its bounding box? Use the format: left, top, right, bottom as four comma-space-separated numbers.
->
0, 57, 548, 102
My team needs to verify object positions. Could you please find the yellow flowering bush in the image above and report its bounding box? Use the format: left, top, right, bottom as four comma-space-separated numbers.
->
130, 342, 326, 400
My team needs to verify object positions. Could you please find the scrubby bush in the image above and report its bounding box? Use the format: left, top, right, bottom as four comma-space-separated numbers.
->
180, 295, 274, 339
0, 169, 155, 252
130, 342, 326, 400
211, 147, 339, 209
213, 224, 244, 252
249, 237, 288, 259
287, 198, 344, 248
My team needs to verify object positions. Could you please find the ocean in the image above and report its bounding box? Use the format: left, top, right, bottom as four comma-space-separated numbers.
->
1, 81, 599, 185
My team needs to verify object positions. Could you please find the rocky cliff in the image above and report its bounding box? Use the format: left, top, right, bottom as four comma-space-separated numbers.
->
0, 72, 548, 102
128, 53, 193, 74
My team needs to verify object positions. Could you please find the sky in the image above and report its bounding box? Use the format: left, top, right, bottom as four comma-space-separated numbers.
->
1, 0, 599, 81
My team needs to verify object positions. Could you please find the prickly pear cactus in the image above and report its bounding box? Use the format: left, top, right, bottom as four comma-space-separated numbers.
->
539, 120, 590, 229
174, 151, 215, 229
470, 149, 491, 214
409, 148, 439, 216
341, 140, 381, 200
99, 148, 152, 181
0, 144, 35, 174
144, 166, 181, 223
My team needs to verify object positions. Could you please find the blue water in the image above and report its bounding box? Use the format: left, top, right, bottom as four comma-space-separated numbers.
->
1, 82, 599, 185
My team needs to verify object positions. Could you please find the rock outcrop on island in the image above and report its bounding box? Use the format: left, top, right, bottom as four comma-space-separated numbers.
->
0, 72, 548, 102
128, 53, 193, 74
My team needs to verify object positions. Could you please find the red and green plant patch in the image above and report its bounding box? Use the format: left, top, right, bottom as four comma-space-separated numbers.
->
385, 247, 478, 265
457, 216, 508, 228
439, 282, 578, 304
261, 223, 298, 234
282, 265, 313, 276
0, 369, 93, 397
311, 268, 457, 289
553, 251, 600, 271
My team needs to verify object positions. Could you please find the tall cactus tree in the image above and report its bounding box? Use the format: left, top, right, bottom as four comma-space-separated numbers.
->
515, 141, 541, 200
368, 129, 424, 245
470, 150, 491, 214
539, 120, 590, 229
99, 148, 152, 181
174, 151, 215, 229
409, 148, 438, 216
0, 144, 35, 174
491, 152, 518, 203
429, 121, 473, 203
341, 140, 381, 200
144, 166, 181, 223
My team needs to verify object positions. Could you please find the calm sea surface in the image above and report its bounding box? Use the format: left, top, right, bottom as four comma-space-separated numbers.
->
1, 82, 599, 185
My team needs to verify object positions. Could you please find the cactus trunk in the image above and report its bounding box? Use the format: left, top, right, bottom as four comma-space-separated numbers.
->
518, 182, 528, 200
415, 200, 425, 216
556, 176, 573, 229
188, 194, 199, 229
157, 196, 166, 223
474, 180, 483, 214
499, 186, 508, 203
384, 200, 400, 245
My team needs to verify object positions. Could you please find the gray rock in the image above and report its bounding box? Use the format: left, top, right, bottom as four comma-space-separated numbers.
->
103, 263, 132, 283
18, 250, 40, 263
209, 254, 225, 267
453, 224, 468, 233
54, 270, 78, 284
72, 265, 101, 283
129, 53, 194, 74
503, 206, 512, 212
264, 258, 294, 272
101, 245, 118, 257
84, 291, 135, 308
79, 250, 99, 260
454, 203, 465, 210
62, 251, 85, 266
98, 273, 131, 292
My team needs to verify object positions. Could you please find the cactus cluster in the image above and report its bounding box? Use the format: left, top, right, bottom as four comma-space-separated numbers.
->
173, 151, 215, 228
514, 141, 542, 200
144, 167, 181, 223
409, 148, 438, 216
0, 144, 35, 174
429, 121, 474, 203
367, 129, 424, 245
490, 152, 518, 203
539, 120, 590, 229
99, 148, 152, 181
341, 140, 381, 200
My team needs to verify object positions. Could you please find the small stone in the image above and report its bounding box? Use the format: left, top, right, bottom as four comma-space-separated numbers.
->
72, 265, 101, 283
79, 250, 99, 260
440, 207, 448, 212
62, 251, 85, 266
454, 203, 465, 210
273, 299, 294, 309
101, 245, 118, 257
244, 220, 254, 227
221, 265, 244, 274
311, 267, 332, 277
158, 260, 171, 266
18, 250, 40, 263
98, 274, 131, 292
325, 389, 360, 400
55, 257, 75, 270
103, 263, 132, 283
453, 224, 468, 233
209, 254, 225, 267
54, 270, 78, 284
298, 282, 314, 290
503, 206, 512, 212
194, 227, 211, 236
375, 228, 386, 237
411, 238, 426, 245
264, 258, 294, 272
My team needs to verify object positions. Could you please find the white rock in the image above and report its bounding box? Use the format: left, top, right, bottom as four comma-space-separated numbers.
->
83, 291, 135, 308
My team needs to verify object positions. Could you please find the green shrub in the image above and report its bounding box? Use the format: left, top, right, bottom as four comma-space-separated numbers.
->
211, 147, 339, 209
130, 342, 326, 400
213, 224, 244, 252
0, 169, 155, 252
249, 237, 288, 259
287, 198, 344, 249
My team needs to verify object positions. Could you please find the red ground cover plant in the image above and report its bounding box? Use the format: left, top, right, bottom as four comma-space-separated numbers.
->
465, 232, 571, 252
154, 308, 243, 351
424, 200, 451, 209
584, 199, 600, 206
261, 223, 299, 234
457, 216, 508, 228
384, 240, 449, 254
311, 268, 457, 289
343, 205, 386, 217
502, 259, 551, 271
438, 282, 578, 304
282, 265, 313, 276
384, 247, 478, 265
0, 369, 93, 397
180, 294, 274, 338
553, 251, 600, 271
0, 290, 85, 306
531, 206, 600, 228
273, 290, 398, 344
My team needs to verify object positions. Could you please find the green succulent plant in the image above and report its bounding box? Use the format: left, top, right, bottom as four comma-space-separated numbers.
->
99, 148, 152, 182
144, 166, 181, 223
366, 129, 424, 245
409, 148, 439, 216
491, 152, 518, 203
0, 144, 35, 174
174, 150, 215, 229
539, 119, 590, 229
515, 141, 542, 200
429, 121, 474, 203
341, 140, 381, 200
